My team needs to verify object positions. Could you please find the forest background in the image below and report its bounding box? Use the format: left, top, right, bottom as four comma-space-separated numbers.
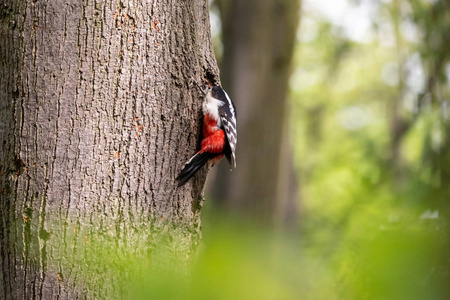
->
202, 0, 450, 299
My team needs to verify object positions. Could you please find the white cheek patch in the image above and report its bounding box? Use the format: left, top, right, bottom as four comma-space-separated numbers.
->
203, 94, 223, 124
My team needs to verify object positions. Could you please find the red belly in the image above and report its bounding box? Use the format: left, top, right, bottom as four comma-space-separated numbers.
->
201, 113, 225, 153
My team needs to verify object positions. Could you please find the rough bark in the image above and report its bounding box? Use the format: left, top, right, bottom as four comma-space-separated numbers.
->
211, 0, 300, 225
0, 0, 218, 298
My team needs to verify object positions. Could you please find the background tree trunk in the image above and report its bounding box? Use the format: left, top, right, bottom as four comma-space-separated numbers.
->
0, 0, 218, 298
211, 0, 301, 226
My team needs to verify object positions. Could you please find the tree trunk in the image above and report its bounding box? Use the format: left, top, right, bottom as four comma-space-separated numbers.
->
0, 0, 218, 298
211, 0, 300, 225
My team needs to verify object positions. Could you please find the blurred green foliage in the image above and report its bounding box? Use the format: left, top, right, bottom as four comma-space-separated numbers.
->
288, 0, 450, 298
97, 211, 446, 299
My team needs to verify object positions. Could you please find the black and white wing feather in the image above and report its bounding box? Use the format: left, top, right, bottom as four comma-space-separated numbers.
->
216, 88, 237, 169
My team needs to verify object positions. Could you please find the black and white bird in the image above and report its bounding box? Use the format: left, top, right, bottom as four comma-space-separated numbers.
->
176, 85, 237, 187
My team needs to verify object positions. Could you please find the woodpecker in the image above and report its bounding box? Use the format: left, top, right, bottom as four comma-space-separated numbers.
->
176, 85, 237, 187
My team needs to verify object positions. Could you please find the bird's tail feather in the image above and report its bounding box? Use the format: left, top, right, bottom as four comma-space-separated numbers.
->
176, 152, 216, 187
